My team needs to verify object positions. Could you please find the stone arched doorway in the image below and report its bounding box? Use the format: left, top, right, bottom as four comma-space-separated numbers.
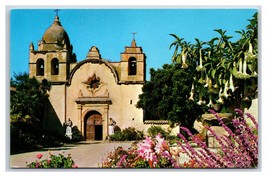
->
84, 111, 103, 140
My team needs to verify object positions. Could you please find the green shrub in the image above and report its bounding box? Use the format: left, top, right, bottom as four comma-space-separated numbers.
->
147, 126, 168, 138
122, 127, 143, 141
26, 152, 78, 168
109, 127, 144, 141
166, 134, 180, 145
63, 126, 84, 143
71, 126, 84, 142
109, 131, 125, 141
11, 122, 43, 153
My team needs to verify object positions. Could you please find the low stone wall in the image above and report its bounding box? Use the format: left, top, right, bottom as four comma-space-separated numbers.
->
194, 113, 233, 148
143, 120, 170, 134
139, 120, 180, 136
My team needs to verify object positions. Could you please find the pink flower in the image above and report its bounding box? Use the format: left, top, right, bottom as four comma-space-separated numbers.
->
155, 133, 168, 154
117, 154, 128, 167
137, 136, 154, 160
36, 153, 43, 159
72, 164, 78, 168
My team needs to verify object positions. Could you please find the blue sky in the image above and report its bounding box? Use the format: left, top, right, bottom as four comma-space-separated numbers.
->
10, 8, 257, 80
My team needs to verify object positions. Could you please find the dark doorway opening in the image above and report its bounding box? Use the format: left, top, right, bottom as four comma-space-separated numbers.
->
95, 125, 103, 140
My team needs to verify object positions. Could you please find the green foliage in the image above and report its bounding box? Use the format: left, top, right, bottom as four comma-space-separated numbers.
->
109, 127, 144, 141
10, 123, 35, 152
147, 126, 168, 138
10, 72, 51, 124
146, 126, 180, 145
26, 152, 78, 168
169, 12, 258, 112
10, 72, 52, 152
122, 127, 144, 141
71, 126, 84, 142
134, 159, 150, 168
109, 131, 125, 141
165, 134, 180, 145
137, 64, 206, 129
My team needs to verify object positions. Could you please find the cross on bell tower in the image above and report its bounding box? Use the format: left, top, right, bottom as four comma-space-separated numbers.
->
132, 32, 137, 40
54, 9, 60, 16
131, 32, 137, 47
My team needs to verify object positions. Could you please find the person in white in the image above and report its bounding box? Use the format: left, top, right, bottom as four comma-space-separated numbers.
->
65, 118, 73, 139
108, 118, 116, 135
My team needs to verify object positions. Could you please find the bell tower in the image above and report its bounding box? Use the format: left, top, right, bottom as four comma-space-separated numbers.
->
29, 14, 76, 83
120, 36, 146, 83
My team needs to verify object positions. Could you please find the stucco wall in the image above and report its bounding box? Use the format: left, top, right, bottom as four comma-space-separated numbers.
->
45, 85, 66, 135
66, 60, 144, 139
111, 84, 143, 129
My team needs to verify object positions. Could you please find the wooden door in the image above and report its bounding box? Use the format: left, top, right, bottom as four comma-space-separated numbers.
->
86, 113, 102, 140
86, 117, 94, 140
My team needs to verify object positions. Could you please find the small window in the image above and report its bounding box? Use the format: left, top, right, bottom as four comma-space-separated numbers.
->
51, 58, 59, 75
128, 57, 137, 75
130, 100, 132, 104
36, 58, 44, 76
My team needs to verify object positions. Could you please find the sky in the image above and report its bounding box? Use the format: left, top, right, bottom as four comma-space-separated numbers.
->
10, 8, 257, 80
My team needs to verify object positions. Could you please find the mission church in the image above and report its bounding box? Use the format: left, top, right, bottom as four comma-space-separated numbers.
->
28, 14, 154, 140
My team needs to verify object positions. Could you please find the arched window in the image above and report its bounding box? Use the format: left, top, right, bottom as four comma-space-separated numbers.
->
51, 58, 59, 75
128, 57, 137, 75
36, 58, 44, 76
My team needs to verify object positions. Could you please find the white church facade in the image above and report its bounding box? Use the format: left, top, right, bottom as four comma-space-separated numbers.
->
28, 15, 151, 140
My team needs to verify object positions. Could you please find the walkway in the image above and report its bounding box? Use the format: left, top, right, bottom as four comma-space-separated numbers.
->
9, 141, 132, 169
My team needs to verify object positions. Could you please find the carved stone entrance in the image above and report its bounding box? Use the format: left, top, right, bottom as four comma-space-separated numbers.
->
76, 97, 112, 141
85, 111, 103, 140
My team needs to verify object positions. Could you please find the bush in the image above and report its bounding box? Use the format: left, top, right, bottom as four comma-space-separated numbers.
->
147, 126, 168, 138
11, 122, 46, 153
122, 127, 144, 141
109, 127, 144, 141
165, 134, 180, 145
10, 73, 52, 153
71, 126, 84, 141
63, 126, 84, 143
26, 152, 78, 168
109, 131, 125, 141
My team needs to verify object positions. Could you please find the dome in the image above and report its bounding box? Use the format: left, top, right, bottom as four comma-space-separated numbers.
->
41, 16, 70, 49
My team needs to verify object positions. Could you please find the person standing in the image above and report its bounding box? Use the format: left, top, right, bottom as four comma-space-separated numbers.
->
108, 118, 116, 135
65, 118, 73, 139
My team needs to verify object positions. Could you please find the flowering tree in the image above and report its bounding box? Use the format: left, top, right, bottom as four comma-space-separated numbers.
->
169, 13, 258, 112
